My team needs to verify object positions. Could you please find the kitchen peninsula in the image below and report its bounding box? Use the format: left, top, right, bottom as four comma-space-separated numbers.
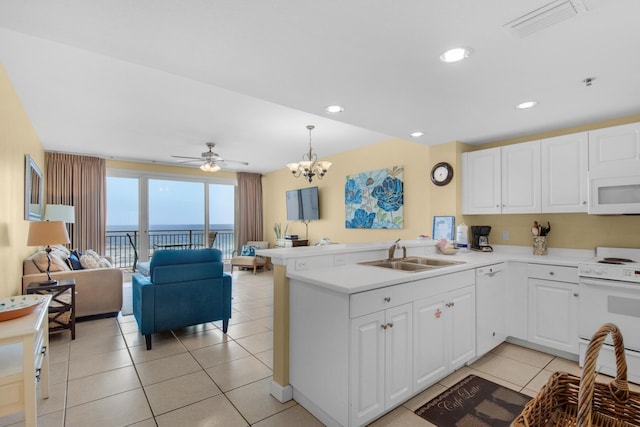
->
256, 240, 594, 426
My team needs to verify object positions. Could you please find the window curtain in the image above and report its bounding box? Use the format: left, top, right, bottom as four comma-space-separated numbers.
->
236, 172, 263, 250
45, 153, 106, 253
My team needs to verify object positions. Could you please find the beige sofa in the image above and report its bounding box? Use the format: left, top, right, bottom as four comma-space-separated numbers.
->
23, 251, 123, 318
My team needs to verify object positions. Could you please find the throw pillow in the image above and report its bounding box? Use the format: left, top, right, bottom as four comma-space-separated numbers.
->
80, 254, 100, 269
68, 252, 83, 270
98, 257, 113, 268
32, 251, 70, 272
51, 244, 71, 258
240, 245, 256, 256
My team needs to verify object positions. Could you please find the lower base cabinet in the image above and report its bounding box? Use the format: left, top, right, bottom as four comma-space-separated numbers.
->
414, 286, 476, 391
349, 303, 412, 427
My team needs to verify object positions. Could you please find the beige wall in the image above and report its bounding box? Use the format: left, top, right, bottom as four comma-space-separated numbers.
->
0, 62, 45, 298
263, 117, 640, 251
106, 159, 237, 180
262, 138, 463, 245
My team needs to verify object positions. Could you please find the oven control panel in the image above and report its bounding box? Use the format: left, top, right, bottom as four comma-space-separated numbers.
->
579, 263, 640, 283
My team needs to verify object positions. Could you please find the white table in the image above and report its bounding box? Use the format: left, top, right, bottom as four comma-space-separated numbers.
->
0, 295, 51, 427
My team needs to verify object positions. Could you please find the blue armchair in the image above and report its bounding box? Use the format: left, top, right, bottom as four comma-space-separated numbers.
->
132, 248, 232, 350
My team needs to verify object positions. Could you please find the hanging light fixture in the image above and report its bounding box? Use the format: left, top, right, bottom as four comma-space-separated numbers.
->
200, 160, 221, 172
286, 125, 332, 183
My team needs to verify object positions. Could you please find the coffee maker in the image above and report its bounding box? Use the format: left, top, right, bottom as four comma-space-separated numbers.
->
471, 226, 493, 252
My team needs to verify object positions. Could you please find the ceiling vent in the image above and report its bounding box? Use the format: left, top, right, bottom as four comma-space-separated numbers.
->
503, 0, 589, 38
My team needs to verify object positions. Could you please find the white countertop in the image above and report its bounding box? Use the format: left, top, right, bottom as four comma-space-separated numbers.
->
264, 241, 594, 295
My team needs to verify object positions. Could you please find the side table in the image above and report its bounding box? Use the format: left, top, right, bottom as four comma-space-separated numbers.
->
27, 279, 76, 340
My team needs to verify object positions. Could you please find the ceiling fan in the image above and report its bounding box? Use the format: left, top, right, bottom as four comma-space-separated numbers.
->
171, 142, 249, 172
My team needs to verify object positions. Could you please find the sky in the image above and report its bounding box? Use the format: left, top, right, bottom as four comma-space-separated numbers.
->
106, 177, 235, 226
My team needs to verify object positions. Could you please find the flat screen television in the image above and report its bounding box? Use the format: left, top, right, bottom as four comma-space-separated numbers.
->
286, 186, 319, 221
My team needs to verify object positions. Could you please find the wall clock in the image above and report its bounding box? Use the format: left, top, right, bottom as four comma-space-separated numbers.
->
430, 162, 454, 186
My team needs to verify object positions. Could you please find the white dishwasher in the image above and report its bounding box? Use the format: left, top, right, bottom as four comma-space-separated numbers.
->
476, 263, 506, 356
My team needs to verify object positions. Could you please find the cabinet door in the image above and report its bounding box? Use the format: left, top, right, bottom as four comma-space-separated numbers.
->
588, 122, 640, 170
462, 148, 501, 214
350, 311, 385, 427
448, 286, 476, 369
384, 303, 413, 408
476, 265, 506, 356
413, 296, 447, 391
528, 279, 579, 354
541, 133, 588, 212
502, 140, 541, 213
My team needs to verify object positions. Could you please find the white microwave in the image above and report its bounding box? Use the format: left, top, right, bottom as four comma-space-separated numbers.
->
588, 165, 640, 214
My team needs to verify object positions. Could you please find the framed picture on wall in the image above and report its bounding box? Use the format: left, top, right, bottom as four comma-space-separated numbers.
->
432, 216, 455, 241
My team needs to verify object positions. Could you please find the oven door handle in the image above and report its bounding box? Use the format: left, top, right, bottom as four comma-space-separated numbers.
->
580, 277, 639, 290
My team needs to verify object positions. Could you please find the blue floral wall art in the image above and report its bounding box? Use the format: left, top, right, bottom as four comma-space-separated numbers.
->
345, 166, 404, 229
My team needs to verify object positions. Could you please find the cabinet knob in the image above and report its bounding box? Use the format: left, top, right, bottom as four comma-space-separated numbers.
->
383, 297, 391, 302
573, 292, 579, 297
388, 322, 394, 328
381, 324, 388, 330
549, 271, 555, 276
496, 204, 500, 208
582, 201, 587, 205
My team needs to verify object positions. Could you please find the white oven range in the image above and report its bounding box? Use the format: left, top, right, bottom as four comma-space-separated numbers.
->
578, 247, 640, 384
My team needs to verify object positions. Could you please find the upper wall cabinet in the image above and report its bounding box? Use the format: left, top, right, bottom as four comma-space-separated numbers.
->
462, 141, 541, 214
541, 132, 588, 213
588, 122, 640, 171
501, 141, 541, 214
462, 147, 501, 214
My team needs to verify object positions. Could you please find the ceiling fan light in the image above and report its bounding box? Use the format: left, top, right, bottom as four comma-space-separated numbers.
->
200, 161, 220, 172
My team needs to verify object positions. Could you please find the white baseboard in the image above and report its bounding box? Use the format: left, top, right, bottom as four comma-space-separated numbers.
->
270, 380, 293, 403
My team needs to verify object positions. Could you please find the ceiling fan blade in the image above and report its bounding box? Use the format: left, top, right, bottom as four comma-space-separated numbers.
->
219, 159, 249, 166
175, 159, 202, 164
171, 155, 202, 160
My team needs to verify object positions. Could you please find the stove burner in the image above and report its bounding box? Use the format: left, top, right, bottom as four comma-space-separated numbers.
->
597, 257, 635, 265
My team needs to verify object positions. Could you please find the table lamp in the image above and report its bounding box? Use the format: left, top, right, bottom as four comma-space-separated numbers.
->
44, 204, 75, 224
27, 220, 71, 285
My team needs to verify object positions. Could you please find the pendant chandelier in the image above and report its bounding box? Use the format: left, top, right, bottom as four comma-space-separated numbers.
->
286, 125, 332, 183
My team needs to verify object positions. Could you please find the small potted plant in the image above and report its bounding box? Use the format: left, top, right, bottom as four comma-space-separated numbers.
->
274, 222, 288, 247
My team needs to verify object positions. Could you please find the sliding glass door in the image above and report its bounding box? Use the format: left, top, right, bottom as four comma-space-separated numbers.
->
106, 170, 236, 269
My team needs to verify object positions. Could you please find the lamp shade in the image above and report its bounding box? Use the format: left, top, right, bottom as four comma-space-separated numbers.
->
27, 221, 70, 247
44, 204, 75, 223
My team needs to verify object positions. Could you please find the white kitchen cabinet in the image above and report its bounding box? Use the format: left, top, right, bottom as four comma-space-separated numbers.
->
413, 285, 475, 392
462, 141, 541, 214
541, 132, 588, 212
476, 264, 506, 356
462, 147, 501, 214
527, 264, 579, 354
349, 302, 414, 426
349, 303, 413, 427
501, 140, 541, 213
588, 122, 640, 171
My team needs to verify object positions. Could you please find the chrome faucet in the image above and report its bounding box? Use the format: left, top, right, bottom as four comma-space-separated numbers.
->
388, 238, 401, 259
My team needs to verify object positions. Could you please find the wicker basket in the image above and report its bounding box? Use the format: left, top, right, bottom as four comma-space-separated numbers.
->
512, 323, 640, 426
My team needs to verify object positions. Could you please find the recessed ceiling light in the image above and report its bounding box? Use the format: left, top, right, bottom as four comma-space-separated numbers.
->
325, 105, 345, 113
439, 47, 471, 63
515, 101, 538, 109
410, 131, 424, 138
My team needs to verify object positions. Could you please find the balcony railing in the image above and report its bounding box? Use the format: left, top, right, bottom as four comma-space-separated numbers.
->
105, 229, 236, 270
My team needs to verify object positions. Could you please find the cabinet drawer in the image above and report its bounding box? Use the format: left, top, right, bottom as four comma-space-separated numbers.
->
528, 263, 577, 283
350, 283, 413, 318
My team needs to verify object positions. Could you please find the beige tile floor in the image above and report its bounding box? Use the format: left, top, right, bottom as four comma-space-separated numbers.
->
2, 269, 638, 426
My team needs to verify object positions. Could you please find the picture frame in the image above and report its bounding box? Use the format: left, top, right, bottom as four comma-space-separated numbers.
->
25, 154, 44, 221
432, 216, 455, 241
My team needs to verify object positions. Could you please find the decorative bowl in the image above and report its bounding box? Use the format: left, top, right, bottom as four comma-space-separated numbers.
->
0, 295, 44, 322
437, 245, 459, 255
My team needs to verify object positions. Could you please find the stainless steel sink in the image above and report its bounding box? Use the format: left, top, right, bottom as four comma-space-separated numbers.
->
359, 260, 434, 272
359, 256, 464, 272
402, 257, 465, 267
